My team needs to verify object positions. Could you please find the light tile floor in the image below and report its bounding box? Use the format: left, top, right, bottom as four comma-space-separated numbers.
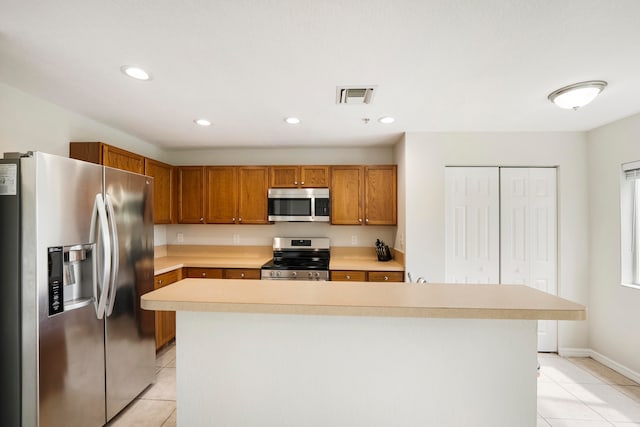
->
537, 353, 640, 426
109, 342, 640, 426
108, 343, 177, 427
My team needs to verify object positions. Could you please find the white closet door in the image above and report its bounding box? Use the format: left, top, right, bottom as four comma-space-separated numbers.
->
501, 168, 557, 352
445, 167, 500, 284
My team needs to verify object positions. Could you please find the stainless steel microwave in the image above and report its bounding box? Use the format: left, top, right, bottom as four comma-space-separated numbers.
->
267, 188, 330, 222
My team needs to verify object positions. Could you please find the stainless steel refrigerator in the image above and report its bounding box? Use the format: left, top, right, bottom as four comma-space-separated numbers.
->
0, 151, 155, 427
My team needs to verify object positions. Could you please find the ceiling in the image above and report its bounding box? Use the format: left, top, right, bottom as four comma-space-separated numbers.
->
2, 0, 640, 149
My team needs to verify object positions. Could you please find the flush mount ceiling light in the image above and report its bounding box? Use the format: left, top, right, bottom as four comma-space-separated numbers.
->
548, 80, 607, 110
284, 117, 301, 125
120, 65, 151, 81
378, 116, 395, 124
194, 119, 211, 126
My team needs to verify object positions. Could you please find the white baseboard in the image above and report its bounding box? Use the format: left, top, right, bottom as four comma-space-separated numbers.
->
558, 347, 591, 358
559, 347, 640, 384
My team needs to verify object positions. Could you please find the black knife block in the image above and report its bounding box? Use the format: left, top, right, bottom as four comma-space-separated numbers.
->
376, 244, 392, 261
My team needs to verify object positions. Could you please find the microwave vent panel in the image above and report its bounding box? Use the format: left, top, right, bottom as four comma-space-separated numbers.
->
336, 86, 377, 104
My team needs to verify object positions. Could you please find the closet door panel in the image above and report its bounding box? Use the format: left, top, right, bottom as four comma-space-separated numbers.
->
445, 167, 500, 284
500, 167, 557, 352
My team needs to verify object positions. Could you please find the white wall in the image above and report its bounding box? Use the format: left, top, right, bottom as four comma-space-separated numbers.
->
403, 132, 590, 350
0, 83, 165, 161
393, 135, 406, 253
587, 113, 640, 376
166, 146, 394, 166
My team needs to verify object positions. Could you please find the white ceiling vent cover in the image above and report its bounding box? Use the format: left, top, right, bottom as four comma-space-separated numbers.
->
336, 86, 377, 104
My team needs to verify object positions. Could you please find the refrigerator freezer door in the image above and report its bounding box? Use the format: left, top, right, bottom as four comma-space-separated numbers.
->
28, 153, 106, 427
0, 159, 22, 427
103, 167, 155, 421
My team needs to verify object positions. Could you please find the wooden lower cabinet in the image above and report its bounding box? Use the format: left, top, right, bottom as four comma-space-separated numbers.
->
154, 269, 182, 351
185, 267, 223, 279
223, 268, 261, 280
185, 267, 260, 280
367, 271, 404, 282
330, 270, 367, 281
330, 270, 404, 282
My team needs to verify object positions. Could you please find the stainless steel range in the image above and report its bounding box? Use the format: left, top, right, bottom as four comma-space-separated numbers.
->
261, 237, 330, 280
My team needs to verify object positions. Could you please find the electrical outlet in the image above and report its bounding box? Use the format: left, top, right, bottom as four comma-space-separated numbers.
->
176, 232, 184, 243
351, 235, 358, 245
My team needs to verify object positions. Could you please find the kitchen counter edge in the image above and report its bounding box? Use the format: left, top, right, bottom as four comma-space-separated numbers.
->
141, 279, 586, 321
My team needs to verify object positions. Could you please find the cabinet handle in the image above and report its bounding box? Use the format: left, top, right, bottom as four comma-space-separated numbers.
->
365, 218, 369, 223
202, 272, 206, 277
158, 279, 163, 285
241, 273, 245, 278
199, 217, 204, 223
294, 181, 298, 185
238, 218, 242, 223
358, 218, 362, 223
346, 275, 351, 280
384, 276, 389, 281
232, 217, 235, 222
301, 181, 304, 185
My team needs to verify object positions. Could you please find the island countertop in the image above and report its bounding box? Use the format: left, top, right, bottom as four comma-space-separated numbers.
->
141, 279, 586, 320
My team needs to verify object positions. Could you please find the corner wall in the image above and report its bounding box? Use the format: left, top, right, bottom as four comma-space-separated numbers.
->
587, 113, 640, 376
403, 132, 590, 350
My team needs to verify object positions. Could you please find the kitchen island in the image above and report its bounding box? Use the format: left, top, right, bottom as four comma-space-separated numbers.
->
141, 279, 585, 427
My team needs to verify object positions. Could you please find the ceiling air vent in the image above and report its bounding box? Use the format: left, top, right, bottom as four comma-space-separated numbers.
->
336, 86, 377, 104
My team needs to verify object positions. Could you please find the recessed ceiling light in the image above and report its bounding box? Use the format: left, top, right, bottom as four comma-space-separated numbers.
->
548, 80, 607, 110
378, 116, 395, 124
194, 119, 211, 126
120, 65, 151, 81
284, 117, 301, 125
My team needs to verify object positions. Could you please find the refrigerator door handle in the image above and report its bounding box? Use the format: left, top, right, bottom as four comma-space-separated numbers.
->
90, 193, 111, 319
105, 194, 119, 317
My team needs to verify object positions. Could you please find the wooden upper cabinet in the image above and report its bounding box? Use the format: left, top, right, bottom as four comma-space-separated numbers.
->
301, 166, 329, 187
144, 158, 175, 224
177, 166, 205, 223
70, 142, 144, 174
330, 165, 397, 226
205, 166, 238, 224
238, 167, 269, 224
270, 166, 299, 188
103, 145, 144, 174
270, 166, 329, 188
365, 165, 397, 225
330, 166, 364, 225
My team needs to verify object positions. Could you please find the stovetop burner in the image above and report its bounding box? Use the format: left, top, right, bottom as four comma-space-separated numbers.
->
261, 237, 330, 280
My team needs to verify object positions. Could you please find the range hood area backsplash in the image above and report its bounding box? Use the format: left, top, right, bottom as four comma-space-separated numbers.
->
154, 224, 397, 249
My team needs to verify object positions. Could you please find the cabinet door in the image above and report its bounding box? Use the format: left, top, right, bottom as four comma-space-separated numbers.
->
223, 269, 261, 280
185, 267, 224, 279
205, 167, 237, 224
270, 166, 299, 188
238, 167, 269, 224
367, 271, 404, 282
301, 166, 329, 188
145, 158, 174, 224
364, 166, 397, 225
103, 145, 145, 174
154, 269, 181, 350
178, 167, 205, 223
330, 270, 367, 281
330, 166, 363, 225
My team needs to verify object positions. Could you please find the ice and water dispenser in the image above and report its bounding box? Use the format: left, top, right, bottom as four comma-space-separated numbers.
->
47, 244, 96, 316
